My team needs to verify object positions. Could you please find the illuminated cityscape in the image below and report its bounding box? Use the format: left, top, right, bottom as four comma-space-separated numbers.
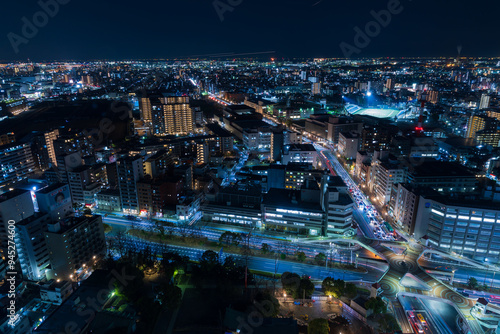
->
1, 1, 500, 334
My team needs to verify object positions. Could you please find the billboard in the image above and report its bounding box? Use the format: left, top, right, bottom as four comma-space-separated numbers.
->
37, 184, 71, 212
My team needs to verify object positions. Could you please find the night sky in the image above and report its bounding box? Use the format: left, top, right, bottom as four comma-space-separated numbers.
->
0, 0, 498, 61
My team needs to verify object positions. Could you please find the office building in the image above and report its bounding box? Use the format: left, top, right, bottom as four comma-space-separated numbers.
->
305, 116, 363, 144
407, 160, 477, 195
338, 132, 360, 160
203, 183, 262, 226
415, 195, 500, 262
282, 144, 319, 167
320, 175, 355, 236
263, 185, 325, 236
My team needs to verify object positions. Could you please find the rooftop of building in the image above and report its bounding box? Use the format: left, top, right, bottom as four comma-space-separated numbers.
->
17, 212, 50, 226
204, 123, 233, 137
424, 193, 500, 211
232, 119, 270, 130
0, 188, 29, 203
37, 182, 68, 194
145, 149, 169, 161
97, 188, 120, 196
41, 279, 72, 291
438, 137, 477, 148
35, 270, 116, 334
411, 161, 475, 178
284, 143, 316, 152
47, 215, 100, 234
340, 131, 360, 139
0, 141, 29, 151
326, 175, 347, 188
219, 182, 262, 197
263, 188, 322, 212
244, 97, 276, 106
285, 162, 314, 171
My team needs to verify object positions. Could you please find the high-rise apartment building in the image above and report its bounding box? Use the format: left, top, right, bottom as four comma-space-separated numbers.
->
270, 127, 284, 162
15, 213, 51, 280
466, 114, 497, 139
117, 155, 144, 213
0, 189, 35, 253
0, 143, 35, 190
479, 94, 491, 110
163, 96, 194, 135
196, 143, 209, 164
139, 96, 152, 123
32, 129, 59, 170
45, 215, 106, 280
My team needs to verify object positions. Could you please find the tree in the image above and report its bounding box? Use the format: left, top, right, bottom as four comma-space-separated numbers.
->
344, 282, 357, 299
255, 291, 280, 317
296, 251, 306, 262
114, 231, 128, 258
378, 313, 401, 332
261, 243, 271, 254
298, 278, 315, 299
158, 282, 182, 310
468, 277, 478, 290
322, 277, 345, 298
365, 297, 387, 314
315, 252, 326, 265
200, 250, 219, 272
308, 318, 329, 334
281, 272, 301, 297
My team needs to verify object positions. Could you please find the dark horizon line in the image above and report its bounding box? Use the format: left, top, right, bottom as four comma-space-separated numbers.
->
1, 55, 500, 64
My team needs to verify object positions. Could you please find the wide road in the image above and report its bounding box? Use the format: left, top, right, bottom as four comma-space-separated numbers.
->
318, 149, 390, 240
108, 234, 388, 283
103, 215, 368, 268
